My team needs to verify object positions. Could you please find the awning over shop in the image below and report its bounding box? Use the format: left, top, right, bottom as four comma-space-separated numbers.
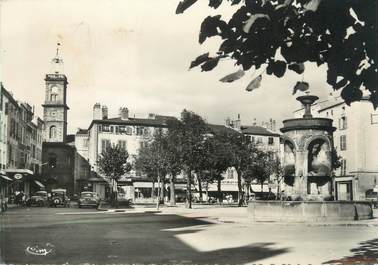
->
88, 177, 108, 183
134, 182, 161, 188
1, 175, 12, 181
34, 180, 45, 188
5, 169, 34, 175
208, 183, 239, 192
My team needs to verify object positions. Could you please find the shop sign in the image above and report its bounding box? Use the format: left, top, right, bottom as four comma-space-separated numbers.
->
14, 173, 23, 180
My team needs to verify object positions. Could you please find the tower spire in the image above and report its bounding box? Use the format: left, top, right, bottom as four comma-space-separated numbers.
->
51, 42, 64, 74
56, 42, 61, 57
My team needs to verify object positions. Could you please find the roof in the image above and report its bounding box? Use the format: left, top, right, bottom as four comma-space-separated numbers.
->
66, 134, 75, 143
316, 97, 345, 112
1, 85, 19, 107
241, 126, 281, 137
88, 116, 176, 130
207, 124, 240, 135
76, 128, 88, 135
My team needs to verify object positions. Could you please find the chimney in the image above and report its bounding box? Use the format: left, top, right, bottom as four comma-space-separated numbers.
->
252, 118, 257, 126
119, 107, 129, 120
102, 105, 108, 119
93, 103, 102, 120
148, 113, 156, 119
233, 114, 241, 131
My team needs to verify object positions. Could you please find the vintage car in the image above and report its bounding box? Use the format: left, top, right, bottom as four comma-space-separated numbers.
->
78, 192, 100, 208
49, 189, 70, 207
26, 191, 48, 207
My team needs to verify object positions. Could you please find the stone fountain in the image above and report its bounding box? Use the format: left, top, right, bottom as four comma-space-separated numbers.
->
247, 94, 373, 222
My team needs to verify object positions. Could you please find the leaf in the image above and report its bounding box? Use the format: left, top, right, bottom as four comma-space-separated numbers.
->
176, 0, 198, 14
275, 0, 292, 10
209, 0, 222, 9
201, 57, 220, 71
341, 81, 363, 105
288, 63, 305, 74
246, 75, 262, 91
303, 0, 321, 12
267, 60, 287, 77
219, 69, 245, 82
292, 81, 309, 95
189, 53, 210, 69
199, 15, 228, 44
243, 14, 270, 33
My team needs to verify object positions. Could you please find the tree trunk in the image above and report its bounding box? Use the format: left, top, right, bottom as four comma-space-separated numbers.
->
261, 181, 263, 192
197, 173, 203, 202
186, 168, 192, 209
151, 179, 155, 199
236, 169, 243, 207
169, 174, 176, 206
217, 178, 222, 204
156, 171, 161, 211
160, 175, 165, 204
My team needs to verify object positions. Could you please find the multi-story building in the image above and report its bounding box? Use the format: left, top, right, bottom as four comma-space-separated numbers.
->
0, 84, 45, 197
294, 92, 378, 200
77, 103, 175, 199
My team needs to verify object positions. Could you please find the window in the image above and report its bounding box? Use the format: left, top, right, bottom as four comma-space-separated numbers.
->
50, 94, 58, 101
102, 125, 110, 132
257, 137, 262, 144
48, 153, 57, 168
268, 137, 274, 145
136, 127, 144, 136
340, 135, 347, 150
340, 159, 347, 175
118, 140, 127, 150
49, 126, 57, 139
83, 139, 89, 148
339, 116, 347, 130
126, 126, 132, 135
101, 139, 111, 154
371, 114, 378, 124
227, 168, 234, 179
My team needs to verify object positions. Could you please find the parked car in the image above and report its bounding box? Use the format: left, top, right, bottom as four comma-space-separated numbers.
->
26, 191, 48, 207
78, 192, 100, 208
365, 190, 378, 208
49, 189, 70, 207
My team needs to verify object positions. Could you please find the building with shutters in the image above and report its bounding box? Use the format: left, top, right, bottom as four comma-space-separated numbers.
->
0, 83, 44, 200
75, 103, 176, 199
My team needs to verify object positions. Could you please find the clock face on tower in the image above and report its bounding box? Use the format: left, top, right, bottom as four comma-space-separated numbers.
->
51, 85, 59, 93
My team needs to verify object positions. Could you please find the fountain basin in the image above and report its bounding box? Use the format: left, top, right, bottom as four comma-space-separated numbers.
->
280, 118, 335, 133
248, 201, 373, 222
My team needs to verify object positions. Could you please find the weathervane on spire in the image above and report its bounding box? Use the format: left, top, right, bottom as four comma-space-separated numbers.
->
51, 42, 64, 74
56, 42, 61, 57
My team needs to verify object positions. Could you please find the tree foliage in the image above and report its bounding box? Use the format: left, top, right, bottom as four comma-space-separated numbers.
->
98, 145, 131, 181
177, 0, 378, 107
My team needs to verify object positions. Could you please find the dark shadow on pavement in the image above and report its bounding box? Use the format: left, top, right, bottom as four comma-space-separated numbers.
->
1, 210, 289, 265
323, 238, 378, 265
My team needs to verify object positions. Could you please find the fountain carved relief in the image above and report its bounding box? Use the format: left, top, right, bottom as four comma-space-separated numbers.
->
280, 95, 336, 200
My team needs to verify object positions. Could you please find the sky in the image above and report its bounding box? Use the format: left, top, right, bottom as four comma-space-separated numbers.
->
0, 0, 332, 134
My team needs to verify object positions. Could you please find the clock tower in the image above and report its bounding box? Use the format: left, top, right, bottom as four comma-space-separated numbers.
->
42, 44, 69, 142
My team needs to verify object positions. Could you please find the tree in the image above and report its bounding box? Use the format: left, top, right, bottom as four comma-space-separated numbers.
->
97, 145, 131, 207
134, 129, 169, 210
197, 133, 233, 202
169, 110, 208, 208
225, 133, 259, 206
165, 119, 185, 206
177, 0, 378, 107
